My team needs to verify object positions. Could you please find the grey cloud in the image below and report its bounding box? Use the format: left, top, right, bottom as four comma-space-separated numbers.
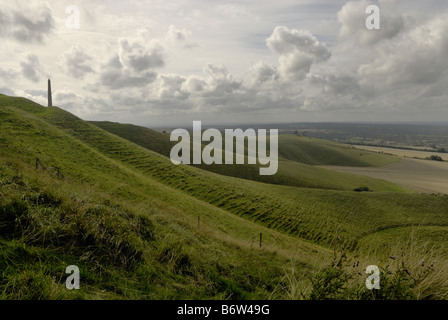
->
0, 67, 19, 81
218, 4, 259, 21
118, 38, 165, 72
106, 54, 122, 69
0, 87, 14, 96
267, 26, 331, 61
308, 73, 360, 96
96, 34, 166, 90
182, 77, 207, 92
59, 46, 95, 79
140, 61, 306, 115
205, 64, 241, 87
20, 54, 45, 83
0, 3, 54, 43
9, 1, 443, 124
167, 25, 191, 42
205, 64, 230, 81
203, 64, 242, 96
55, 91, 78, 101
99, 55, 157, 89
166, 25, 198, 49
157, 74, 189, 99
338, 0, 404, 46
358, 13, 448, 88
142, 65, 245, 113
278, 53, 314, 80
250, 61, 278, 85
99, 47, 157, 89
53, 90, 87, 112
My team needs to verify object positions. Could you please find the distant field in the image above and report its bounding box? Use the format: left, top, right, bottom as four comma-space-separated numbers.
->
353, 145, 448, 161
261, 122, 448, 151
278, 136, 401, 167
320, 158, 448, 194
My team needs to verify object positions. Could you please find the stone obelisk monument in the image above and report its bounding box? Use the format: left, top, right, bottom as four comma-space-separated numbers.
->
48, 79, 52, 107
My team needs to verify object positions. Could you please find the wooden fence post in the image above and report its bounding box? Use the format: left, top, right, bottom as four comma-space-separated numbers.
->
259, 233, 262, 248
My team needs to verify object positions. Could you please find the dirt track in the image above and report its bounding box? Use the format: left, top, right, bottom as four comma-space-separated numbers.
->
320, 158, 448, 194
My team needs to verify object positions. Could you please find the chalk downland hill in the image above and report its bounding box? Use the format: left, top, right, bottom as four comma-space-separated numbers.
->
1, 94, 448, 300
91, 121, 404, 192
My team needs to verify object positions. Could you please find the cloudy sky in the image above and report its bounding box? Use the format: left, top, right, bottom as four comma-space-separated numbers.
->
1, 0, 448, 127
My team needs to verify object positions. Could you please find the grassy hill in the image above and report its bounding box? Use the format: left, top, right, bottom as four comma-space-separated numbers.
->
91, 121, 404, 192
90, 121, 174, 157
0, 95, 329, 299
91, 121, 400, 167
278, 135, 400, 167
1, 94, 448, 299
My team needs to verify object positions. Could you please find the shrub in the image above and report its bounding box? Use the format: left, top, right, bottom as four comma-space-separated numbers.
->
354, 186, 371, 192
427, 155, 443, 161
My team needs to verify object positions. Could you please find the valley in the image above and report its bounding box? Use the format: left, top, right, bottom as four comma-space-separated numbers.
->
1, 94, 448, 300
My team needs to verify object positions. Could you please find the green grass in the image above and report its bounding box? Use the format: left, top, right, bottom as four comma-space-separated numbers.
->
356, 225, 448, 258
0, 145, 314, 300
1, 94, 448, 300
0, 95, 328, 299
91, 121, 406, 192
22, 104, 445, 247
278, 135, 401, 167
90, 121, 174, 158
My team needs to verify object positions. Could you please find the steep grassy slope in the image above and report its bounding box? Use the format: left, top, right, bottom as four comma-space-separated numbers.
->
2, 96, 446, 247
90, 121, 174, 157
0, 96, 331, 253
1, 95, 448, 299
0, 95, 330, 299
0, 159, 305, 299
91, 121, 406, 192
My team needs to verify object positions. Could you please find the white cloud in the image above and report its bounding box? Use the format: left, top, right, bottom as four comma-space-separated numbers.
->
266, 26, 331, 80
3, 0, 448, 125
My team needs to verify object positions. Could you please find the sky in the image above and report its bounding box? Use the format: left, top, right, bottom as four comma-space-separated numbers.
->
1, 0, 448, 127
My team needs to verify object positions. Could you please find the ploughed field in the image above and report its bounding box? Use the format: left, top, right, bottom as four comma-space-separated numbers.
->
353, 145, 448, 161
320, 158, 448, 194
